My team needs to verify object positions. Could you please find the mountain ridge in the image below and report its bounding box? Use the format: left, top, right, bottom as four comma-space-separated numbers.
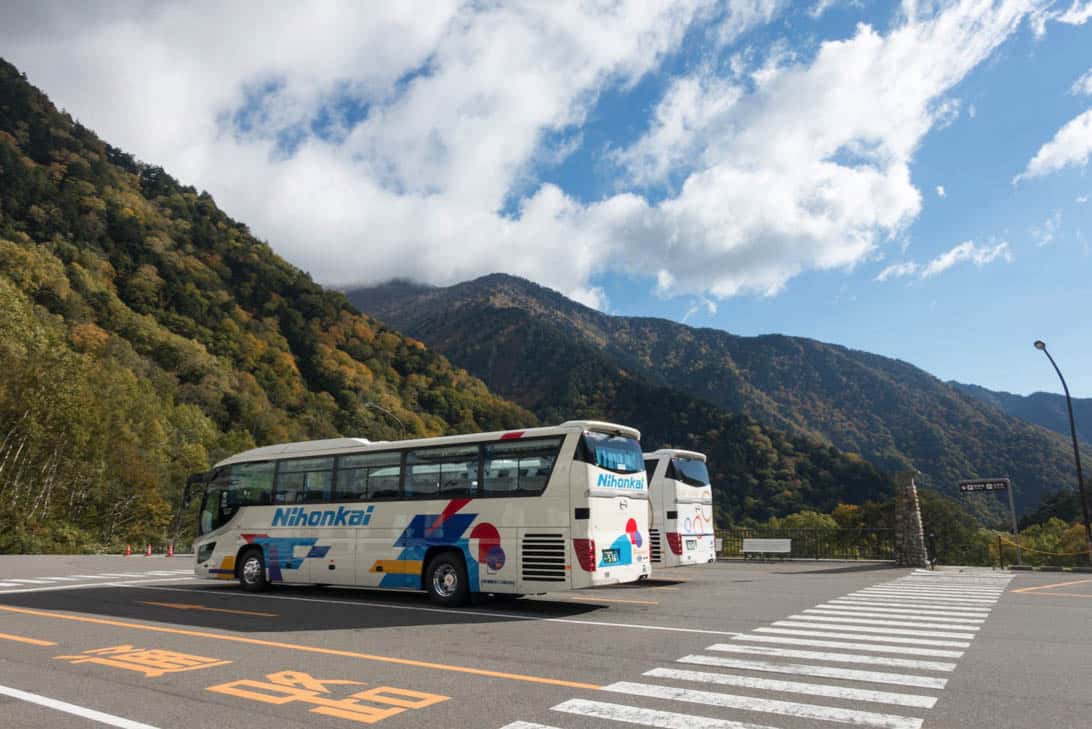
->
349, 272, 1080, 514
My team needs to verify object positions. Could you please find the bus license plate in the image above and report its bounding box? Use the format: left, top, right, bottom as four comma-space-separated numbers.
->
685, 538, 697, 550
601, 548, 620, 564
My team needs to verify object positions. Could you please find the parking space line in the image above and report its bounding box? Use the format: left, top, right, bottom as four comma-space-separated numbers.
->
0, 604, 602, 690
564, 596, 659, 605
125, 584, 741, 636
1011, 578, 1092, 594
0, 683, 161, 729
0, 632, 56, 646
0, 577, 201, 596
138, 601, 278, 617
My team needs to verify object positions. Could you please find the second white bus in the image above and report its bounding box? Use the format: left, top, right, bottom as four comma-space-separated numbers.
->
644, 449, 717, 568
189, 421, 651, 605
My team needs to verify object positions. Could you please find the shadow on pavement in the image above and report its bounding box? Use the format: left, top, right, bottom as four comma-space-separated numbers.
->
0, 582, 603, 634
781, 563, 904, 575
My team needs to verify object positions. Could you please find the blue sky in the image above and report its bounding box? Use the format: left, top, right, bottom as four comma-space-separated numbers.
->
2, 1, 1090, 396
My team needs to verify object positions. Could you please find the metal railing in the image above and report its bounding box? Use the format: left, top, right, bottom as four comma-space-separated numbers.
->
718, 527, 896, 561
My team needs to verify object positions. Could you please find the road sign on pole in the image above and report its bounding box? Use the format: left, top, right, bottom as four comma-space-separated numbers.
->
959, 478, 1021, 565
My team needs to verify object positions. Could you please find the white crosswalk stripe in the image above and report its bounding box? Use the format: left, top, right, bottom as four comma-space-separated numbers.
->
552, 699, 780, 729
5, 578, 53, 584
0, 582, 19, 588
786, 613, 981, 631
829, 602, 995, 611
703, 645, 956, 671
603, 681, 923, 729
733, 633, 964, 658
757, 627, 971, 647
643, 667, 938, 709
678, 654, 949, 689
805, 608, 985, 623
495, 571, 1009, 729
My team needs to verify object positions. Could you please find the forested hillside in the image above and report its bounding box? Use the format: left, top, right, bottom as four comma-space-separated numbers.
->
351, 282, 899, 525
0, 59, 530, 551
350, 274, 1078, 515
951, 382, 1090, 446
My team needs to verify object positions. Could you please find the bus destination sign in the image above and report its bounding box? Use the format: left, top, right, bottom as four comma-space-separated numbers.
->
959, 478, 1010, 493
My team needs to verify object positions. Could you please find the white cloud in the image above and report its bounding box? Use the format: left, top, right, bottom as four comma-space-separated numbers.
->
921, 240, 1014, 277
1072, 68, 1092, 96
1057, 0, 1092, 25
0, 0, 1042, 307
968, 102, 977, 118
1030, 210, 1062, 246
1015, 108, 1092, 182
936, 185, 946, 197
876, 240, 1013, 281
1078, 194, 1090, 203
682, 296, 718, 322
875, 261, 922, 281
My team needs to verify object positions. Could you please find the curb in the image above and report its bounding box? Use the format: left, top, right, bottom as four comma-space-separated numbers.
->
1006, 565, 1091, 572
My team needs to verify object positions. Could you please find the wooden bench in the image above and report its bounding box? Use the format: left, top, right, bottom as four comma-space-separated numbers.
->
742, 538, 792, 559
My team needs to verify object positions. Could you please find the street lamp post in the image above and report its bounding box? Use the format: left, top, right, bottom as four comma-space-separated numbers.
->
1034, 340, 1092, 563
364, 401, 406, 439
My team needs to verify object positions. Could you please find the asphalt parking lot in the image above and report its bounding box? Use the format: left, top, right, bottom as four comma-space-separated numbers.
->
1, 556, 1090, 729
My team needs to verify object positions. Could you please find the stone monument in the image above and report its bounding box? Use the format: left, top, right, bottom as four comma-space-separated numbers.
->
895, 470, 929, 567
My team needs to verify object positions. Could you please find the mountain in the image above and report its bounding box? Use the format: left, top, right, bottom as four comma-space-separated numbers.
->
0, 59, 531, 551
348, 273, 1080, 515
950, 382, 1091, 446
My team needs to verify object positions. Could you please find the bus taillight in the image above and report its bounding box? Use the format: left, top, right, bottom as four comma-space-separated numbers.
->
666, 532, 683, 555
573, 538, 597, 571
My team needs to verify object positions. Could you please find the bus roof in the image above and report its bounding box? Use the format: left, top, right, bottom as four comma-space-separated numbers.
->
214, 420, 641, 469
644, 448, 707, 462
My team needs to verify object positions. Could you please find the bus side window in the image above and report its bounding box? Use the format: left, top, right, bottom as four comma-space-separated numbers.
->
483, 437, 562, 497
406, 445, 478, 499
337, 452, 402, 500
275, 457, 334, 504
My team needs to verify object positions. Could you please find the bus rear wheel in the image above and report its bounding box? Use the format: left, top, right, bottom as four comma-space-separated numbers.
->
238, 548, 268, 593
425, 553, 469, 607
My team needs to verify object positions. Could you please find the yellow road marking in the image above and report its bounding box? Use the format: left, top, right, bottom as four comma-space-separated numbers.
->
565, 596, 659, 606
139, 601, 277, 618
1011, 591, 1092, 599
650, 586, 680, 591
0, 605, 600, 690
0, 632, 56, 646
1011, 578, 1092, 594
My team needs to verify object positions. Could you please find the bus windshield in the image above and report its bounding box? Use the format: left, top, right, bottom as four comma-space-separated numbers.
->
670, 457, 710, 487
579, 431, 644, 474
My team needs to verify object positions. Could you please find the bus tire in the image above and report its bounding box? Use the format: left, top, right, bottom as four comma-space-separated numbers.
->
636, 574, 649, 583
425, 552, 469, 607
238, 548, 268, 593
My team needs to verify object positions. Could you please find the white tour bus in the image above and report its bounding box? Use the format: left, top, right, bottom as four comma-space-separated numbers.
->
189, 420, 650, 605
643, 449, 716, 568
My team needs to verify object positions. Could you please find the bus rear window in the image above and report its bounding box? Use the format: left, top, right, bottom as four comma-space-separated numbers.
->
578, 432, 644, 474
668, 457, 710, 487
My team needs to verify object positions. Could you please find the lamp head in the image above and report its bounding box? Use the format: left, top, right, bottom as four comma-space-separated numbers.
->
1034, 340, 1046, 351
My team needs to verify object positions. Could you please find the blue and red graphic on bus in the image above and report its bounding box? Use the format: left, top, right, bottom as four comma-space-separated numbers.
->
574, 518, 644, 571
368, 499, 504, 590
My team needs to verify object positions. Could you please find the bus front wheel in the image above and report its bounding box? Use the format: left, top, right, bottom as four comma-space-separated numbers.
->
425, 553, 469, 607
238, 548, 268, 593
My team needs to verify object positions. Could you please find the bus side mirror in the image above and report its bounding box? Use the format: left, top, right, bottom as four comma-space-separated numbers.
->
183, 472, 208, 508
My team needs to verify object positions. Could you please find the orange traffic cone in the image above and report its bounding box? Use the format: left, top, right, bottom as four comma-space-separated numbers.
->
124, 544, 132, 557
166, 543, 174, 558
144, 543, 152, 557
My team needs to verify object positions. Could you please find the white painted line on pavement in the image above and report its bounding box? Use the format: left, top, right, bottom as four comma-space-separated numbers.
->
788, 614, 980, 631
773, 621, 975, 639
757, 627, 970, 648
0, 684, 161, 729
68, 574, 117, 579
705, 644, 956, 671
499, 723, 566, 729
829, 599, 991, 613
603, 681, 923, 729
806, 608, 985, 624
125, 584, 743, 637
553, 698, 778, 729
678, 655, 948, 689
5, 579, 54, 584
734, 634, 964, 658
643, 667, 938, 709
0, 577, 201, 596
0, 582, 19, 588
40, 576, 80, 581
852, 591, 996, 604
